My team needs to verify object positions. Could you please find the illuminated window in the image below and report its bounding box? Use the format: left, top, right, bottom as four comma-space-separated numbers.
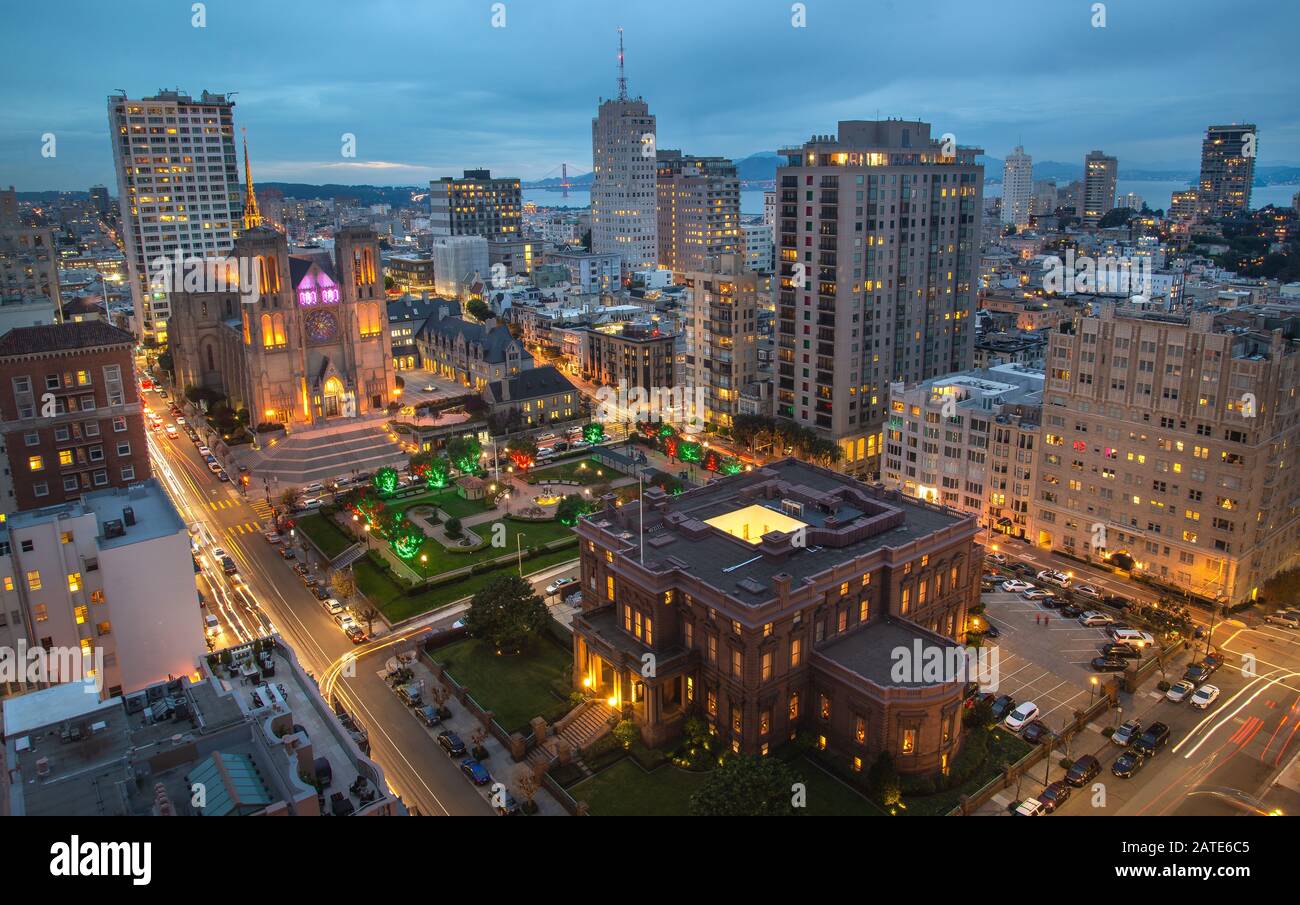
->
789, 692, 799, 720
33, 603, 47, 622
60, 531, 73, 544
26, 570, 41, 590
901, 728, 916, 755
68, 572, 82, 592
28, 455, 43, 472
605, 575, 614, 601
74, 604, 88, 624
790, 638, 802, 667
91, 589, 105, 604
855, 716, 866, 743
819, 694, 830, 720
852, 755, 863, 773
2, 576, 12, 591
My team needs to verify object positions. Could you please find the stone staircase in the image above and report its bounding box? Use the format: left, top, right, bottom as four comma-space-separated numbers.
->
233, 420, 407, 489
557, 700, 617, 751
331, 541, 369, 570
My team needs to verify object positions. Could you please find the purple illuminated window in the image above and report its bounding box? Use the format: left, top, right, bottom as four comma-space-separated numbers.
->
298, 287, 317, 306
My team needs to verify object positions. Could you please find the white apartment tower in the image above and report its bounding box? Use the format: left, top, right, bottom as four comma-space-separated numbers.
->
1001, 146, 1033, 229
108, 90, 242, 345
590, 30, 657, 270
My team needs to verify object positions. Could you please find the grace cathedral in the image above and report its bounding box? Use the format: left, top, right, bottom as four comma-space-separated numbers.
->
168, 137, 396, 428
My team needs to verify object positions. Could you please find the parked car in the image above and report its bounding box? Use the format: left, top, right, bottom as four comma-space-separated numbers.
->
460, 758, 492, 786
278, 547, 296, 560
494, 790, 522, 816
198, 445, 211, 456
1132, 722, 1171, 757
1065, 754, 1101, 787
1001, 579, 1034, 593
1112, 749, 1146, 778
1111, 720, 1143, 747
1021, 720, 1054, 744
417, 705, 442, 727
982, 623, 1001, 638
345, 625, 368, 644
990, 695, 1017, 721
396, 682, 423, 707
1074, 584, 1102, 599
1014, 798, 1045, 816
1060, 604, 1085, 619
437, 731, 467, 757
986, 552, 1008, 564
1022, 588, 1055, 601
1165, 680, 1196, 703
1036, 569, 1071, 587
1265, 610, 1300, 628
336, 613, 357, 632
1038, 780, 1072, 813
1102, 642, 1141, 660
311, 586, 331, 601
1079, 612, 1114, 627
1189, 684, 1221, 709
1004, 701, 1040, 731
263, 531, 283, 544
1007, 562, 1036, 577
325, 598, 346, 616
545, 576, 577, 596
1090, 656, 1128, 672
1183, 658, 1221, 684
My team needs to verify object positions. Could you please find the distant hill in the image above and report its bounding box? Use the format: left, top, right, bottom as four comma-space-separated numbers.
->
524, 171, 593, 189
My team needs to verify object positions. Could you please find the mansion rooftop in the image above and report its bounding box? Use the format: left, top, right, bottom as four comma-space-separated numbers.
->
579, 458, 975, 607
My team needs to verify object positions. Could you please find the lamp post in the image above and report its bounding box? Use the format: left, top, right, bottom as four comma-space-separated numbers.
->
516, 532, 526, 576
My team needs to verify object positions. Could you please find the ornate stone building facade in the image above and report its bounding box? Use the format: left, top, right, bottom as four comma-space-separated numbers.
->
168, 225, 396, 429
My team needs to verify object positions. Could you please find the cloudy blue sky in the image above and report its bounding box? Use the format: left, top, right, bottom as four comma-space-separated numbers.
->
1, 0, 1296, 190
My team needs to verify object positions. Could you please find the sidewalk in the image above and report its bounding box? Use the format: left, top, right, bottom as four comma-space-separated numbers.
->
405, 655, 568, 816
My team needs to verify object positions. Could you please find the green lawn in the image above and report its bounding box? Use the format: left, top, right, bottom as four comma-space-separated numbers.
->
573, 759, 710, 816
296, 512, 356, 559
572, 754, 883, 817
362, 548, 580, 623
430, 635, 573, 733
393, 488, 487, 520
902, 728, 1034, 816
404, 516, 576, 579
526, 458, 617, 486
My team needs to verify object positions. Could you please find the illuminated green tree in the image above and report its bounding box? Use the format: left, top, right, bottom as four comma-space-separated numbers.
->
373, 467, 399, 496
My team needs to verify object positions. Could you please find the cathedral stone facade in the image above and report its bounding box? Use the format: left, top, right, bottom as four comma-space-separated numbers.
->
169, 225, 396, 429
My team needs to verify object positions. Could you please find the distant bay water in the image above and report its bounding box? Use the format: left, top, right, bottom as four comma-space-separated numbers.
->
525, 182, 1297, 216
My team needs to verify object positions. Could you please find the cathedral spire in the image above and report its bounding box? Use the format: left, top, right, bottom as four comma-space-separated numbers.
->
241, 128, 263, 230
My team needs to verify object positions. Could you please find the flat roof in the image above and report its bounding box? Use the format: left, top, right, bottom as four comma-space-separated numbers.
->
704, 504, 808, 544
818, 619, 966, 688
2, 682, 118, 737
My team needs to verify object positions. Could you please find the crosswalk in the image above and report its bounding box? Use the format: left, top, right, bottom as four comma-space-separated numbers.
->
250, 499, 274, 519
208, 499, 238, 511
227, 521, 262, 536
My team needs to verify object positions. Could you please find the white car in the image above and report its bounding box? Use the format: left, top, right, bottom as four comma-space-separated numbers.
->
1075, 584, 1102, 599
1014, 797, 1045, 817
1036, 569, 1071, 588
198, 445, 211, 456
298, 497, 323, 510
1265, 611, 1300, 628
1001, 579, 1034, 593
263, 531, 283, 545
545, 576, 577, 596
986, 552, 1008, 564
1022, 588, 1055, 601
336, 613, 357, 632
1189, 684, 1220, 709
1004, 701, 1040, 732
1166, 680, 1196, 703
1079, 612, 1114, 627
325, 598, 346, 616
175, 416, 186, 425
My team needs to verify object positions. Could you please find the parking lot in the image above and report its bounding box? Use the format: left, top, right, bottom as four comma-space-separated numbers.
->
981, 588, 1127, 732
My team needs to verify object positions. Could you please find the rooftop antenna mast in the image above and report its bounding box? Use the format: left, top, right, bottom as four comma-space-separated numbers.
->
617, 27, 628, 101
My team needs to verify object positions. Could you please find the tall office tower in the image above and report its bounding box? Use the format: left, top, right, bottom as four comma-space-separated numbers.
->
590, 29, 657, 270
1197, 124, 1256, 220
107, 90, 242, 345
428, 169, 522, 239
655, 151, 741, 272
88, 185, 111, 218
1036, 303, 1300, 606
1000, 146, 1033, 229
774, 119, 983, 476
1082, 150, 1118, 226
680, 253, 759, 431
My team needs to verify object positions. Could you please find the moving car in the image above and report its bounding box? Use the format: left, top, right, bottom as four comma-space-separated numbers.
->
204, 613, 222, 636
1090, 657, 1127, 672
460, 758, 492, 786
437, 731, 467, 757
198, 445, 211, 456
1189, 684, 1220, 709
1111, 720, 1143, 746
263, 531, 283, 544
164, 424, 178, 439
986, 552, 1008, 564
545, 576, 577, 596
1132, 722, 1171, 757
1165, 680, 1196, 703
1078, 612, 1114, 627
1112, 749, 1146, 778
1064, 754, 1101, 787
1004, 701, 1040, 732
1001, 579, 1034, 593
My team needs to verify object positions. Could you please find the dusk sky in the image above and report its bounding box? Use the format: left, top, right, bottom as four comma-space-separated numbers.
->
1, 0, 1296, 190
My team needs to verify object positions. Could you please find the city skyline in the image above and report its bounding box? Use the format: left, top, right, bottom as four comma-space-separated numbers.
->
1, 0, 1297, 191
